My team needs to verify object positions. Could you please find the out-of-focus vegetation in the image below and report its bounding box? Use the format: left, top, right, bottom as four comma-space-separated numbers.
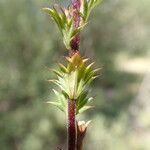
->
0, 0, 150, 150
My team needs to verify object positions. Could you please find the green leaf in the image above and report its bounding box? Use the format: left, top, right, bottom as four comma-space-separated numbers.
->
53, 89, 59, 96
47, 101, 65, 112
59, 94, 67, 109
93, 68, 101, 73
52, 6, 64, 28
67, 62, 74, 73
80, 0, 103, 22
76, 80, 85, 97
83, 0, 88, 18
58, 63, 68, 73
77, 62, 85, 82
84, 75, 95, 86
72, 22, 87, 38
88, 0, 103, 18
51, 89, 67, 112
42, 7, 53, 14
62, 90, 69, 99
48, 79, 59, 85
63, 19, 74, 50
43, 8, 62, 30
83, 62, 95, 80
78, 105, 94, 114
77, 90, 88, 102
77, 98, 89, 113
84, 70, 95, 83
52, 69, 63, 77
76, 90, 93, 114
60, 7, 67, 23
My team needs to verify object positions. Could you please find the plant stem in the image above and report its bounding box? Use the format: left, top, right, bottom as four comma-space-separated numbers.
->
70, 0, 81, 55
68, 99, 76, 150
67, 1, 80, 150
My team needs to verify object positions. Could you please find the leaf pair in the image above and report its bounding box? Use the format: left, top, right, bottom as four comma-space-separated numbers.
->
43, 6, 85, 50
43, 0, 102, 50
47, 53, 100, 114
47, 89, 93, 114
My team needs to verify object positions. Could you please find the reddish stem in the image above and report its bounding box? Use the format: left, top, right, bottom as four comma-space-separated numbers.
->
68, 99, 76, 150
70, 0, 81, 54
71, 0, 81, 27
67, 1, 80, 150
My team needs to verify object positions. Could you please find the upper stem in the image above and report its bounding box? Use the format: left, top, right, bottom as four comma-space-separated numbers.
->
71, 0, 81, 28
70, 0, 81, 54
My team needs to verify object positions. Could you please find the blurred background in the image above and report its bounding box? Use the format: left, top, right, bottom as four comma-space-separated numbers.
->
0, 0, 150, 150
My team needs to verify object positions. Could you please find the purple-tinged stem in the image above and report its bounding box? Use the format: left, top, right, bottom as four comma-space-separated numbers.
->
68, 99, 76, 150
71, 0, 81, 28
70, 0, 81, 55
67, 1, 80, 150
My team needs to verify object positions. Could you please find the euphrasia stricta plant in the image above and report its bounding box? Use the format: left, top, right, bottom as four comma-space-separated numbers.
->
43, 0, 102, 150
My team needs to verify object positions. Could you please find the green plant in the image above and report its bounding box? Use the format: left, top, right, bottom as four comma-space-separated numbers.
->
43, 0, 102, 149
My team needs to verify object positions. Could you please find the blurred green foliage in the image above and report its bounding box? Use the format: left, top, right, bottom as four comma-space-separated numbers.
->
0, 0, 150, 150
